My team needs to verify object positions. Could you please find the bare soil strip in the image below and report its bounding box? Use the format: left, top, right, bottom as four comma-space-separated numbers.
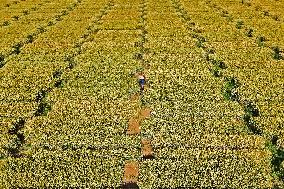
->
123, 161, 139, 184
141, 139, 154, 159
127, 118, 141, 135
139, 108, 151, 120
127, 107, 151, 135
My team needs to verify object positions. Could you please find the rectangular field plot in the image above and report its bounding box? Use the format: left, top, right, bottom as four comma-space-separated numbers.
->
0, 101, 37, 118
139, 151, 272, 188
2, 152, 126, 188
88, 30, 141, 48
210, 42, 272, 62
146, 36, 196, 53
151, 133, 267, 149
230, 68, 284, 102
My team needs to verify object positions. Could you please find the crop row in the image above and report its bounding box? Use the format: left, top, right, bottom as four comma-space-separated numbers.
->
139, 153, 272, 188
2, 151, 126, 188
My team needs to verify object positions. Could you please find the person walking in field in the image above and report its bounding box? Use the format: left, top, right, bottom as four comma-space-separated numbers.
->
137, 72, 146, 94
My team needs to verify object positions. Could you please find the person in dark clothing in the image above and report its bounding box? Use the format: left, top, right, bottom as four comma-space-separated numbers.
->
137, 73, 146, 94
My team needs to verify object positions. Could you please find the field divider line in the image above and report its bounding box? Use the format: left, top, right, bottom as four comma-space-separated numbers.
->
101, 28, 141, 30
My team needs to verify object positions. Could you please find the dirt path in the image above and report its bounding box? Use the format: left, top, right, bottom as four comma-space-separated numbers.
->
141, 139, 154, 159
123, 161, 139, 183
140, 108, 151, 120
127, 118, 141, 135
122, 0, 153, 187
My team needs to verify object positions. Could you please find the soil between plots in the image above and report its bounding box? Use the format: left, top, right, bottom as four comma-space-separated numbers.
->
140, 108, 151, 120
127, 108, 151, 135
127, 118, 140, 135
141, 139, 154, 158
123, 161, 139, 183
